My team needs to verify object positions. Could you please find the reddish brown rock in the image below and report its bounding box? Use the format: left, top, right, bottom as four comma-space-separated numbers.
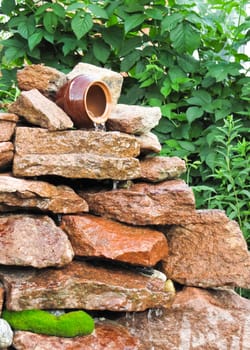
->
162, 210, 250, 289
80, 179, 196, 225
140, 156, 186, 182
8, 89, 73, 130
17, 64, 67, 98
0, 142, 14, 169
0, 285, 3, 314
60, 214, 168, 266
13, 323, 146, 350
0, 261, 175, 311
0, 113, 18, 142
136, 132, 161, 154
13, 127, 141, 180
107, 104, 161, 135
117, 287, 250, 350
0, 214, 74, 268
0, 175, 88, 214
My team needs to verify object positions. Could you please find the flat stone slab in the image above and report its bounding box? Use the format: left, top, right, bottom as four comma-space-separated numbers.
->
0, 174, 88, 214
17, 64, 67, 98
0, 112, 18, 142
60, 214, 168, 266
0, 142, 14, 169
0, 261, 175, 312
8, 89, 73, 130
136, 132, 161, 154
116, 287, 250, 350
67, 62, 123, 105
13, 127, 141, 180
13, 323, 145, 350
79, 179, 196, 225
162, 210, 250, 289
107, 104, 161, 135
0, 214, 74, 268
140, 156, 186, 182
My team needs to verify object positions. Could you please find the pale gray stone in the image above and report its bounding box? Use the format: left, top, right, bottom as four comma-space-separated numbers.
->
0, 319, 13, 348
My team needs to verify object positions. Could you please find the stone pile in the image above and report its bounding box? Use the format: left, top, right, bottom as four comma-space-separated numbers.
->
0, 63, 249, 350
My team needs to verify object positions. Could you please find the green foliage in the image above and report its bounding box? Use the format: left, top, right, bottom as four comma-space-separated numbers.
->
2, 309, 95, 337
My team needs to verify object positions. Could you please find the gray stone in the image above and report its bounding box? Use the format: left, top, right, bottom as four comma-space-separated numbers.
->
136, 132, 162, 154
8, 89, 73, 130
0, 319, 13, 348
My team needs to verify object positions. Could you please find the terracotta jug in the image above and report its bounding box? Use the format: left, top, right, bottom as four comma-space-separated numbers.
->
56, 74, 112, 129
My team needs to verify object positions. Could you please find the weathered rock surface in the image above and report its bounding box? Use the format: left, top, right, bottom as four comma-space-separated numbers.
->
0, 318, 13, 348
107, 104, 161, 135
13, 127, 141, 180
162, 210, 250, 289
13, 323, 146, 350
0, 113, 18, 142
60, 214, 168, 266
0, 261, 175, 311
140, 156, 186, 182
117, 287, 250, 350
0, 175, 88, 214
136, 131, 162, 154
0, 142, 13, 169
17, 64, 67, 98
8, 89, 73, 130
67, 63, 123, 105
0, 286, 3, 314
80, 179, 196, 225
0, 214, 74, 268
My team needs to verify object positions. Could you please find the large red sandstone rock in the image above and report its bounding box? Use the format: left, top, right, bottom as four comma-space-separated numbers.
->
140, 156, 186, 182
0, 175, 88, 214
0, 113, 18, 142
0, 214, 74, 268
80, 179, 196, 225
17, 64, 67, 98
107, 104, 161, 135
8, 89, 73, 130
13, 323, 146, 350
162, 210, 250, 289
116, 287, 250, 350
0, 142, 13, 169
0, 261, 175, 312
60, 214, 168, 266
13, 127, 141, 180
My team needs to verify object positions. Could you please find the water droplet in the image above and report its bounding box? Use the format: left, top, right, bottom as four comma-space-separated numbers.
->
112, 180, 119, 190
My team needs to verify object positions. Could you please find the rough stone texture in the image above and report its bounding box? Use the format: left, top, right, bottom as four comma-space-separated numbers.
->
136, 131, 162, 154
0, 286, 3, 315
67, 63, 123, 105
0, 261, 175, 311
0, 318, 13, 348
0, 142, 14, 169
14, 127, 140, 157
13, 323, 146, 350
17, 64, 67, 98
0, 113, 18, 142
140, 156, 186, 182
80, 179, 196, 225
60, 214, 169, 266
8, 89, 73, 130
0, 214, 74, 268
0, 174, 88, 214
117, 287, 250, 350
13, 127, 141, 180
162, 210, 250, 289
106, 104, 161, 135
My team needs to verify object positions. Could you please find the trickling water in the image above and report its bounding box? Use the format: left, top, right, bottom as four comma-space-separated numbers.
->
93, 122, 106, 131
112, 180, 119, 190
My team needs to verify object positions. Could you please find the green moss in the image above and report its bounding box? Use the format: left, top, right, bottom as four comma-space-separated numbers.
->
2, 309, 95, 337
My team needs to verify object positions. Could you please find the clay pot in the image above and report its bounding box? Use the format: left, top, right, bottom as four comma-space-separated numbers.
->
56, 74, 112, 129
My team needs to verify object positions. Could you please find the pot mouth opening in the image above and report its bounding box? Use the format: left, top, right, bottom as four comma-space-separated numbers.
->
85, 83, 111, 123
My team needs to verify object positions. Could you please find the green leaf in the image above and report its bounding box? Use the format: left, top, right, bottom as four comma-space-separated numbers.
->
187, 90, 212, 106
160, 78, 171, 97
1, 0, 15, 15
178, 140, 196, 152
51, 3, 65, 18
88, 4, 109, 19
71, 12, 93, 40
43, 12, 58, 33
103, 27, 124, 51
120, 50, 140, 71
145, 8, 163, 20
186, 106, 203, 124
170, 21, 200, 54
4, 47, 25, 63
93, 40, 110, 63
119, 37, 142, 56
124, 14, 146, 33
161, 13, 183, 33
28, 31, 43, 51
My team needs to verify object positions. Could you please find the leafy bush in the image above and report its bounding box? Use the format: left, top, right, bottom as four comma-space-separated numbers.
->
0, 0, 249, 238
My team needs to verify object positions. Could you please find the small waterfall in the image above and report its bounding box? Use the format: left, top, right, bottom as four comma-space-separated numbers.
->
112, 180, 119, 190
93, 122, 106, 131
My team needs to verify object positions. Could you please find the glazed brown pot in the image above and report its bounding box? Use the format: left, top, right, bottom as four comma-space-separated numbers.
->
56, 74, 112, 129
